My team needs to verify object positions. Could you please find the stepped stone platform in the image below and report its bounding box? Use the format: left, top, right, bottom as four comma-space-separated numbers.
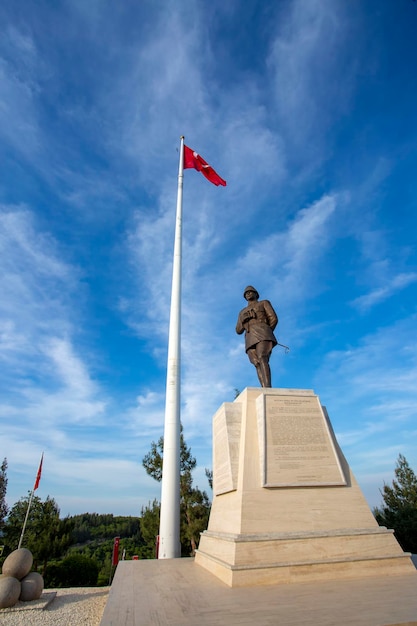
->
195, 388, 416, 585
100, 558, 417, 626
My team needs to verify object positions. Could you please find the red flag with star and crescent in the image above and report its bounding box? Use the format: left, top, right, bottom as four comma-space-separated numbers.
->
183, 145, 226, 186
33, 453, 43, 491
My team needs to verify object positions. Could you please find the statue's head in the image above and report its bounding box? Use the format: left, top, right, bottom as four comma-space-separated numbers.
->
243, 286, 259, 300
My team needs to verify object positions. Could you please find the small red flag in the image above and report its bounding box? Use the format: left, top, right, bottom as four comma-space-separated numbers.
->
183, 145, 226, 186
33, 453, 43, 491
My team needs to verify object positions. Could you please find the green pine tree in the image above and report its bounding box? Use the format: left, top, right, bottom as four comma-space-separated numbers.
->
142, 426, 211, 556
3, 494, 72, 572
374, 454, 417, 553
0, 458, 8, 531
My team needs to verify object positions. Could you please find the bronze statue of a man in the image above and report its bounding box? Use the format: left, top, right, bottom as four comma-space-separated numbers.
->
236, 286, 278, 388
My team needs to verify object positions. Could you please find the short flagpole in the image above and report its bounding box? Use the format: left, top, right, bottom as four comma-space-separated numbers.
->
18, 489, 35, 549
18, 452, 43, 549
158, 137, 184, 559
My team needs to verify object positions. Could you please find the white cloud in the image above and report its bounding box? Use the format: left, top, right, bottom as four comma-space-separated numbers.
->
0, 208, 83, 406
0, 27, 46, 167
315, 314, 417, 503
43, 338, 98, 398
267, 0, 352, 155
229, 194, 338, 306
351, 272, 417, 312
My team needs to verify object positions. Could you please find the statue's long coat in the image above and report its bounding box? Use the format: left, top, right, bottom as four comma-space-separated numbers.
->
236, 299, 278, 352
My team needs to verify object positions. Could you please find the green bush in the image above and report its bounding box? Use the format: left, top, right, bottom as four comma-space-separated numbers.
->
44, 563, 63, 588
97, 569, 111, 586
44, 554, 99, 587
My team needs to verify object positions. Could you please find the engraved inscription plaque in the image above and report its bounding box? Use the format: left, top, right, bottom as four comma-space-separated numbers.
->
213, 403, 241, 495
257, 394, 346, 487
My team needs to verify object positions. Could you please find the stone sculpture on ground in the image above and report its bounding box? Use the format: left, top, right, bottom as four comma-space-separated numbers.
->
0, 548, 44, 609
0, 576, 21, 609
19, 571, 44, 602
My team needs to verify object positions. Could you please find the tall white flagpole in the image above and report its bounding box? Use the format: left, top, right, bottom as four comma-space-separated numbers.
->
158, 136, 184, 559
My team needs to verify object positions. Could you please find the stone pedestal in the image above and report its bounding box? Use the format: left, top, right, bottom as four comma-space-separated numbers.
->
195, 388, 415, 586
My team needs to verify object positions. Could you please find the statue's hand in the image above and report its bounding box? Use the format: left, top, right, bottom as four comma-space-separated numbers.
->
242, 308, 256, 323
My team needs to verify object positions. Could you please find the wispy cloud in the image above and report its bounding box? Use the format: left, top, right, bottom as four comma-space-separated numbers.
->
316, 313, 417, 500
351, 272, 417, 312
0, 207, 78, 357
267, 0, 353, 156
0, 28, 43, 163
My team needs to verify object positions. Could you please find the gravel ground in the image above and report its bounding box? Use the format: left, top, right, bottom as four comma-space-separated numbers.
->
0, 587, 109, 626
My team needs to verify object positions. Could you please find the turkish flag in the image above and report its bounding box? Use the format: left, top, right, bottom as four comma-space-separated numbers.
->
33, 453, 43, 491
183, 145, 226, 186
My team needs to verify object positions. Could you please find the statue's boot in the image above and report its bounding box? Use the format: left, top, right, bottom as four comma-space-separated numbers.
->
255, 364, 264, 387
258, 360, 272, 388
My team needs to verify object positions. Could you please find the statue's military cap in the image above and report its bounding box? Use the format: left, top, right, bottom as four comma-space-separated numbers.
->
243, 286, 259, 299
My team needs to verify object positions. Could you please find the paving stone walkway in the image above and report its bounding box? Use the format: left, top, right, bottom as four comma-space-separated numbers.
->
100, 558, 417, 626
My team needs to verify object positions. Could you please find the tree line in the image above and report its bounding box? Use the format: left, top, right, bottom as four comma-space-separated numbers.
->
0, 430, 211, 585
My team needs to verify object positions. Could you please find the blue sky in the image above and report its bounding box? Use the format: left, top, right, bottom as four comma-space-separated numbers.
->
1, 0, 417, 517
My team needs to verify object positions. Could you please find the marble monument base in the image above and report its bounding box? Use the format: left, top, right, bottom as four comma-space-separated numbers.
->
195, 388, 415, 587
